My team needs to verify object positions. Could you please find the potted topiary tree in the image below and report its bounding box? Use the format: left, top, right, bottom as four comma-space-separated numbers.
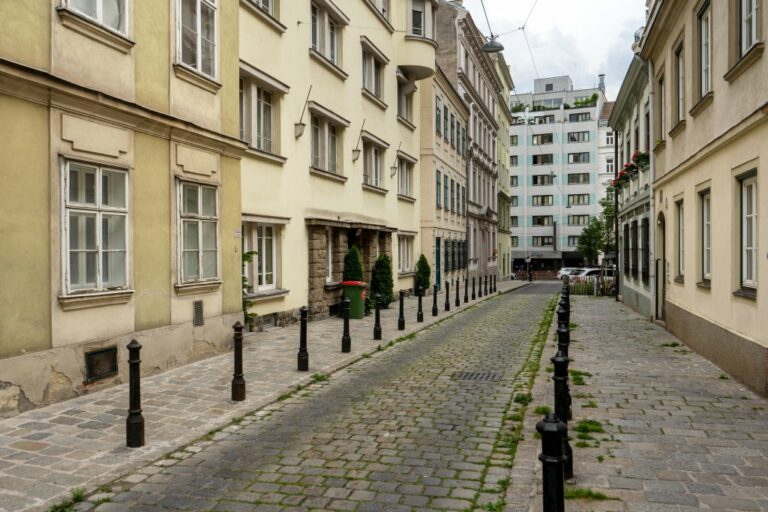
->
371, 254, 394, 308
415, 254, 431, 296
342, 245, 366, 319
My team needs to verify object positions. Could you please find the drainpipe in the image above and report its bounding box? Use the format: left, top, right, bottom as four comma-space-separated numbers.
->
647, 58, 656, 318
614, 127, 619, 302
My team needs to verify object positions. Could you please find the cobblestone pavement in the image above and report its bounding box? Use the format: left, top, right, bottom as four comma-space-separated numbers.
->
70, 282, 559, 511
508, 296, 768, 512
0, 280, 528, 512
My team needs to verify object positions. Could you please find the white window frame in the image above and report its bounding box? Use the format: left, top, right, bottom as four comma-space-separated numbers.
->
702, 192, 711, 280
178, 0, 218, 79
398, 158, 413, 197
606, 132, 614, 145
741, 0, 760, 56
677, 201, 685, 276
63, 160, 129, 294
411, 0, 424, 36
178, 181, 219, 284
255, 224, 277, 291
363, 141, 383, 188
362, 50, 383, 98
252, 0, 273, 16
675, 44, 685, 123
606, 157, 615, 174
568, 152, 590, 164
311, 114, 340, 173
567, 131, 590, 143
741, 176, 758, 287
311, 2, 342, 65
699, 3, 711, 97
568, 236, 580, 247
66, 0, 129, 34
398, 235, 414, 272
568, 194, 590, 206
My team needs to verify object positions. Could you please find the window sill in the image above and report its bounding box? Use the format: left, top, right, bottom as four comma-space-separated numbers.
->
362, 183, 388, 195
58, 289, 134, 311
674, 275, 684, 284
308, 48, 348, 81
733, 287, 757, 301
241, 0, 287, 34
173, 64, 221, 94
397, 194, 416, 203
724, 42, 764, 83
653, 139, 666, 153
174, 280, 222, 296
310, 166, 347, 183
362, 0, 394, 33
246, 146, 287, 165
696, 280, 711, 290
397, 115, 416, 131
690, 91, 714, 117
362, 88, 388, 111
56, 7, 135, 54
398, 271, 416, 278
324, 282, 343, 291
668, 119, 686, 139
245, 288, 290, 302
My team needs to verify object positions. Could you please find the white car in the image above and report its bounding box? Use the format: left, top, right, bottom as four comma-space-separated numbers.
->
557, 267, 580, 279
569, 268, 615, 280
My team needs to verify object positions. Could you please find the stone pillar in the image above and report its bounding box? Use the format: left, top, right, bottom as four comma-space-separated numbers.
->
307, 225, 328, 316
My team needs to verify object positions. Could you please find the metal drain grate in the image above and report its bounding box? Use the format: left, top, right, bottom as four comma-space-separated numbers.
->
452, 371, 502, 382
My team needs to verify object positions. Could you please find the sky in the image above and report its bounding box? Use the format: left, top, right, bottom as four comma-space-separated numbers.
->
460, 0, 648, 101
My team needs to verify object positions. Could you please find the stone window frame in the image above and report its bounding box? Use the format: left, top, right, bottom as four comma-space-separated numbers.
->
676, 199, 685, 279
178, 180, 219, 285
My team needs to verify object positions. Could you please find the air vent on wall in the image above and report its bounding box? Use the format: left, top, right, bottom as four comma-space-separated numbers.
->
193, 300, 204, 326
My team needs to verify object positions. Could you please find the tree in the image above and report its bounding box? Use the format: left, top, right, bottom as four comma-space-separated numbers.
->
371, 254, 394, 306
577, 217, 604, 266
342, 245, 364, 281
415, 255, 431, 293
599, 184, 616, 254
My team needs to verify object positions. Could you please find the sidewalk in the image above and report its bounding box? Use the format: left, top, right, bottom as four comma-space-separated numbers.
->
507, 296, 768, 512
0, 279, 526, 512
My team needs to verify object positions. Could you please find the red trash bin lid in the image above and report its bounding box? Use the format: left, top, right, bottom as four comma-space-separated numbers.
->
341, 281, 367, 286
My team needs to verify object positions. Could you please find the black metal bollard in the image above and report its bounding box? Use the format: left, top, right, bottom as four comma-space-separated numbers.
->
455, 278, 460, 307
559, 296, 570, 332
298, 306, 309, 371
432, 283, 438, 316
464, 277, 469, 303
485, 275, 489, 295
478, 276, 483, 298
417, 287, 424, 322
537, 413, 567, 512
444, 281, 451, 312
472, 277, 476, 299
126, 339, 145, 448
231, 322, 246, 402
552, 351, 573, 480
398, 290, 405, 330
341, 297, 351, 353
373, 298, 382, 340
556, 304, 570, 357
493, 275, 497, 292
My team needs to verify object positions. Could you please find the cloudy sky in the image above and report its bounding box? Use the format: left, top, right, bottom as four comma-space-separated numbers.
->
460, 0, 647, 100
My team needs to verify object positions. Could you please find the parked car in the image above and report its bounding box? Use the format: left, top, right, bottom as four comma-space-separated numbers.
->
557, 267, 580, 279
569, 268, 614, 280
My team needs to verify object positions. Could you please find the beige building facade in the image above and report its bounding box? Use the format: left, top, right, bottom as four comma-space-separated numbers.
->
640, 0, 768, 395
494, 54, 514, 281
418, 66, 469, 292
0, 0, 243, 416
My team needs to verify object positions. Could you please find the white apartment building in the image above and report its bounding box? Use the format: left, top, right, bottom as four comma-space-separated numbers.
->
509, 75, 608, 271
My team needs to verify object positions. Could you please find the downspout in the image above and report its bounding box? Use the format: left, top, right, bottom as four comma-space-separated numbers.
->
614, 127, 619, 302
647, 58, 656, 319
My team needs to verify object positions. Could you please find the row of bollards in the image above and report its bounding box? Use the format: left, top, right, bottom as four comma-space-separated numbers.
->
536, 276, 573, 511
125, 274, 501, 448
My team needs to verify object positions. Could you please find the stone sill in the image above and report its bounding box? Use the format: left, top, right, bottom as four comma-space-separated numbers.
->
690, 91, 714, 117
174, 280, 222, 296
173, 64, 221, 94
724, 42, 764, 83
241, 0, 287, 34
310, 166, 347, 183
58, 289, 133, 311
245, 288, 289, 302
398, 271, 416, 278
674, 275, 684, 284
309, 48, 348, 81
324, 282, 343, 291
246, 146, 287, 165
57, 7, 135, 54
362, 88, 388, 111
696, 280, 711, 290
397, 115, 416, 131
654, 140, 666, 153
362, 183, 388, 195
397, 194, 416, 203
733, 287, 757, 301
668, 119, 686, 139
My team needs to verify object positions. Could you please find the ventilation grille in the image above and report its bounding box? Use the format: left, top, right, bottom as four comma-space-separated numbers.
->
85, 346, 118, 383
451, 371, 502, 382
193, 300, 204, 326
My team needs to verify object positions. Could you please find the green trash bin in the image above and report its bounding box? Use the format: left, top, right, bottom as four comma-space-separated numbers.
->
342, 281, 367, 319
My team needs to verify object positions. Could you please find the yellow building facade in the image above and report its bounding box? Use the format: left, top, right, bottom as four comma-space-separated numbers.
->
0, 0, 243, 416
494, 54, 514, 281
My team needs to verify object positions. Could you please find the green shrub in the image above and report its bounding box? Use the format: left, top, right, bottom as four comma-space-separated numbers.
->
415, 254, 431, 293
371, 254, 394, 306
342, 245, 364, 281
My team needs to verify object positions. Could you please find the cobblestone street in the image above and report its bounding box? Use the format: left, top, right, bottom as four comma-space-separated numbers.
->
79, 283, 559, 511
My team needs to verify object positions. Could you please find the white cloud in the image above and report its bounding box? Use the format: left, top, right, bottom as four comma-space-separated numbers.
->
459, 0, 647, 99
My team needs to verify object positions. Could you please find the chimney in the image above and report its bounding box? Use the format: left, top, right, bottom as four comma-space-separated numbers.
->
598, 74, 606, 92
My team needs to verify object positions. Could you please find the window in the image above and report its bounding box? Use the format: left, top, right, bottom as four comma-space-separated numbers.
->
397, 80, 414, 121
510, 175, 518, 187
251, 0, 273, 15
532, 174, 554, 186
311, 115, 341, 173
510, 216, 519, 227
511, 236, 519, 247
179, 181, 218, 283
450, 114, 456, 147
568, 194, 589, 206
535, 115, 555, 125
411, 0, 424, 36
511, 196, 519, 207
532, 154, 553, 165
397, 159, 413, 197
568, 152, 590, 164
246, 224, 277, 290
568, 173, 590, 185
532, 133, 553, 145
67, 0, 127, 33
443, 174, 448, 207
180, 0, 217, 78
658, 76, 666, 138
239, 78, 275, 152
701, 192, 711, 280
677, 201, 685, 277
568, 131, 590, 143
623, 224, 630, 275
460, 127, 466, 155
699, 2, 712, 97
435, 96, 442, 135
606, 132, 614, 145
741, 175, 758, 287
363, 141, 383, 187
675, 44, 685, 123
568, 112, 591, 122
741, 0, 759, 56
510, 135, 518, 146
398, 235, 413, 272
510, 155, 518, 167
64, 162, 128, 293
450, 179, 455, 212
545, 83, 553, 92
532, 236, 553, 246
568, 214, 590, 226
532, 195, 553, 206
436, 170, 441, 207
325, 227, 333, 282
443, 106, 449, 140
532, 215, 553, 226
606, 157, 615, 174
371, 0, 389, 19
311, 3, 342, 65
362, 48, 384, 98
568, 236, 579, 247
631, 220, 639, 278
642, 218, 650, 284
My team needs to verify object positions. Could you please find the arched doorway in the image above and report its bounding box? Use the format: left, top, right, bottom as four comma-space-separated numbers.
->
655, 212, 666, 321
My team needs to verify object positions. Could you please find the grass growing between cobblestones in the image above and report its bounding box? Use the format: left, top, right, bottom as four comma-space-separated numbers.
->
565, 486, 619, 501
47, 487, 85, 512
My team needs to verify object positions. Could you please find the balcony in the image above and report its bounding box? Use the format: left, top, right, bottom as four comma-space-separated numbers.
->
399, 34, 437, 80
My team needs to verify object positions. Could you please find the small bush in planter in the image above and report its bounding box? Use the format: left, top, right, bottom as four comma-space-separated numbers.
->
343, 245, 364, 281
415, 254, 431, 294
371, 254, 394, 307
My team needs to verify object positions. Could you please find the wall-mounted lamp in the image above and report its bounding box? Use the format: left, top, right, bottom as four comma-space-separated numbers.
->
295, 85, 312, 138
352, 119, 366, 161
390, 142, 402, 177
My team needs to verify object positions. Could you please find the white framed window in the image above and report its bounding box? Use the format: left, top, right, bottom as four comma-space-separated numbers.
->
310, 115, 340, 173
510, 135, 518, 146
251, 0, 273, 16
677, 201, 685, 276
363, 141, 383, 187
532, 195, 553, 206
532, 133, 553, 145
606, 157, 615, 174
741, 0, 759, 56
568, 173, 590, 185
568, 152, 590, 164
398, 158, 413, 197
511, 236, 519, 247
179, 0, 217, 79
702, 192, 711, 280
568, 131, 590, 143
532, 236, 553, 247
179, 181, 218, 283
675, 44, 685, 123
63, 161, 128, 293
362, 49, 384, 98
371, 0, 389, 19
658, 76, 666, 137
311, 2, 343, 65
325, 227, 333, 283
67, 0, 127, 33
699, 2, 711, 97
606, 131, 614, 145
741, 176, 758, 287
411, 0, 424, 36
239, 77, 275, 152
568, 236, 580, 247
568, 194, 590, 206
398, 235, 414, 272
568, 214, 590, 226
256, 224, 276, 290
397, 80, 414, 121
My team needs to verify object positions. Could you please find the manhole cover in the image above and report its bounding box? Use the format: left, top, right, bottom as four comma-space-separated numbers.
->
451, 371, 502, 382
